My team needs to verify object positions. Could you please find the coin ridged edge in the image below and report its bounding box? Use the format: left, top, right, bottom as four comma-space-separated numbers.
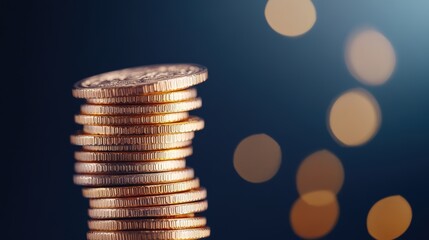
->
75, 147, 193, 162
73, 64, 208, 98
86, 227, 210, 240
82, 141, 192, 152
88, 200, 208, 219
83, 117, 204, 135
80, 98, 202, 115
89, 188, 207, 208
74, 168, 195, 186
82, 178, 200, 198
75, 112, 190, 125
88, 217, 207, 230
86, 88, 198, 104
70, 132, 194, 146
75, 160, 187, 174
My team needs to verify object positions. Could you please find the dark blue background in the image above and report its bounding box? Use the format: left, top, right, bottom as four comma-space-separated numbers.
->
3, 0, 429, 239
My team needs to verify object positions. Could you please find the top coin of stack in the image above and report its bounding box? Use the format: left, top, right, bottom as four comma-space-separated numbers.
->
71, 64, 210, 240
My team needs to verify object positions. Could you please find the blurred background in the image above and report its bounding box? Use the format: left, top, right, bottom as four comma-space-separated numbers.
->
3, 0, 429, 239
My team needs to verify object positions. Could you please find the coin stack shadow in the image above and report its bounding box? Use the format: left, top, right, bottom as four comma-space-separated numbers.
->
70, 65, 210, 240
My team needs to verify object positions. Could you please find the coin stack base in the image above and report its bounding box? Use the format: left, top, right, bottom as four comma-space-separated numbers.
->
71, 64, 210, 239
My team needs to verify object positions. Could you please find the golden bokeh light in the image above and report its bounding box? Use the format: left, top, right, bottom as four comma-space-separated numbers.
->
290, 192, 340, 239
300, 190, 337, 207
265, 0, 317, 37
296, 150, 344, 206
367, 195, 413, 240
233, 134, 282, 183
345, 28, 396, 85
328, 88, 381, 147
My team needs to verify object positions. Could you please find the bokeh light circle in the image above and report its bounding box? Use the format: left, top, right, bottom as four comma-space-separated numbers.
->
290, 192, 340, 239
345, 28, 396, 85
265, 0, 317, 37
296, 150, 344, 205
233, 134, 282, 183
300, 190, 337, 207
367, 195, 412, 240
328, 88, 381, 147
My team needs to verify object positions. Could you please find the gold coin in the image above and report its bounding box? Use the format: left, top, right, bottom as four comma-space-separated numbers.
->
82, 141, 192, 151
83, 116, 204, 135
82, 178, 200, 198
73, 168, 194, 186
86, 227, 210, 240
89, 188, 206, 208
70, 132, 194, 146
86, 88, 198, 104
88, 200, 208, 219
75, 147, 193, 162
75, 160, 186, 174
80, 98, 202, 115
88, 217, 207, 230
75, 112, 189, 125
73, 64, 208, 98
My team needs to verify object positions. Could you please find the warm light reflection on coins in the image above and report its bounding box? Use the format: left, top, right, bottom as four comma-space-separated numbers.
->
87, 217, 207, 230
86, 88, 197, 104
265, 0, 316, 37
71, 63, 210, 239
367, 195, 412, 240
73, 64, 208, 98
89, 188, 207, 208
80, 98, 202, 115
290, 193, 339, 239
297, 150, 344, 206
86, 227, 211, 240
328, 88, 381, 147
82, 140, 192, 152
73, 168, 195, 186
75, 160, 186, 174
82, 178, 200, 198
75, 112, 189, 125
74, 147, 193, 162
346, 28, 396, 85
88, 200, 208, 219
83, 117, 204, 135
233, 134, 281, 183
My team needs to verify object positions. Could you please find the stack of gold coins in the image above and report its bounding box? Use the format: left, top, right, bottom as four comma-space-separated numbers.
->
70, 64, 210, 240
